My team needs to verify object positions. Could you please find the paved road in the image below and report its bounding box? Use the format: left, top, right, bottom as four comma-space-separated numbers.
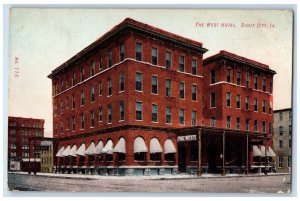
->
8, 173, 291, 193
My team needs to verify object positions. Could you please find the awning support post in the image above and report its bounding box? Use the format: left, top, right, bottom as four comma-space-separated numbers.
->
264, 140, 268, 175
245, 133, 249, 175
197, 128, 202, 176
221, 131, 226, 176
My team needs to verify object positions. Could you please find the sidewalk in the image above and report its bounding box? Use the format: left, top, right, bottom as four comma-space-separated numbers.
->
8, 171, 291, 181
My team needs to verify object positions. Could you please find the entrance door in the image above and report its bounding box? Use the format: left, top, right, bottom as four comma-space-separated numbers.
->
208, 142, 217, 173
178, 142, 186, 173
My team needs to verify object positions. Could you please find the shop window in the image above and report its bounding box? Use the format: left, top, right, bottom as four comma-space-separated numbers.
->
165, 153, 175, 162
190, 141, 198, 161
150, 153, 161, 161
117, 153, 126, 162
134, 152, 146, 161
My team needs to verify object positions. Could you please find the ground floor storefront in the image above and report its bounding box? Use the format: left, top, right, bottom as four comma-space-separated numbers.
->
53, 126, 276, 176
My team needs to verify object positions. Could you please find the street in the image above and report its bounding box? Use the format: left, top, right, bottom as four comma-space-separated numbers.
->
7, 172, 291, 193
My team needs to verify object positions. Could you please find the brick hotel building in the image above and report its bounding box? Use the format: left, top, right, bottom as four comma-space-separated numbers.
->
48, 18, 276, 176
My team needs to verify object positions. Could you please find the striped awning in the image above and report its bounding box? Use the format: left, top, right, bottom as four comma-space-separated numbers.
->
102, 140, 113, 154
260, 146, 276, 157
69, 145, 77, 157
55, 146, 65, 157
134, 137, 148, 153
150, 138, 163, 153
95, 141, 104, 154
85, 142, 96, 155
61, 145, 71, 157
164, 139, 176, 154
252, 145, 263, 157
113, 138, 126, 153
76, 143, 86, 156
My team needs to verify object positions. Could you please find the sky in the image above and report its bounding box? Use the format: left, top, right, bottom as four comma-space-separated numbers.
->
8, 9, 293, 137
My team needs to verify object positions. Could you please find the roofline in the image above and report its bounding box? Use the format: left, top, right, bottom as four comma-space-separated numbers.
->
48, 18, 208, 79
8, 116, 45, 122
273, 108, 292, 113
203, 50, 276, 75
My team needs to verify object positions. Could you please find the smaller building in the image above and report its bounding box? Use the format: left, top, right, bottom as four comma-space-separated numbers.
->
8, 116, 45, 172
40, 142, 54, 173
273, 108, 292, 173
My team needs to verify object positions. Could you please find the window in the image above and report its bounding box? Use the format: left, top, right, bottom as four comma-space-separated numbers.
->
246, 119, 250, 131
134, 152, 146, 161
108, 78, 112, 96
72, 72, 76, 86
278, 156, 283, 168
166, 52, 171, 69
136, 102, 142, 120
166, 79, 171, 97
179, 82, 185, 99
119, 73, 124, 92
288, 156, 291, 167
135, 72, 143, 91
72, 94, 75, 109
226, 68, 231, 82
226, 92, 231, 107
192, 85, 197, 101
150, 153, 161, 161
254, 76, 258, 89
246, 72, 250, 88
119, 100, 125, 121
211, 116, 216, 127
99, 107, 103, 122
236, 94, 241, 109
262, 79, 266, 92
279, 112, 283, 121
262, 121, 266, 133
91, 86, 95, 102
80, 66, 85, 81
166, 107, 171, 124
152, 76, 158, 94
11, 144, 16, 149
91, 111, 95, 127
66, 97, 69, 109
91, 61, 95, 76
289, 125, 292, 135
81, 113, 84, 129
270, 82, 273, 93
81, 90, 84, 106
269, 123, 272, 134
210, 92, 216, 108
107, 105, 112, 124
237, 71, 241, 85
108, 49, 112, 67
60, 100, 64, 114
119, 43, 125, 62
236, 117, 240, 130
245, 96, 249, 110
211, 70, 216, 84
152, 48, 158, 65
99, 50, 102, 69
136, 42, 142, 61
279, 126, 283, 135
72, 116, 75, 130
179, 56, 185, 72
10, 130, 16, 135
66, 119, 69, 130
279, 140, 283, 148
152, 104, 158, 122
192, 59, 197, 75
254, 98, 258, 111
262, 100, 266, 113
226, 116, 231, 128
10, 152, 17, 157
289, 140, 292, 149
254, 120, 258, 131
54, 102, 57, 115
60, 121, 64, 134
99, 81, 102, 96
192, 111, 197, 126
179, 109, 185, 125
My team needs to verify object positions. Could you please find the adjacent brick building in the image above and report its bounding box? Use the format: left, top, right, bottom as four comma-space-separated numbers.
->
273, 108, 292, 173
8, 116, 45, 172
48, 18, 276, 176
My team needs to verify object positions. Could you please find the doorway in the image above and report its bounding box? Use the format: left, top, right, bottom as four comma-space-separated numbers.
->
178, 142, 186, 173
